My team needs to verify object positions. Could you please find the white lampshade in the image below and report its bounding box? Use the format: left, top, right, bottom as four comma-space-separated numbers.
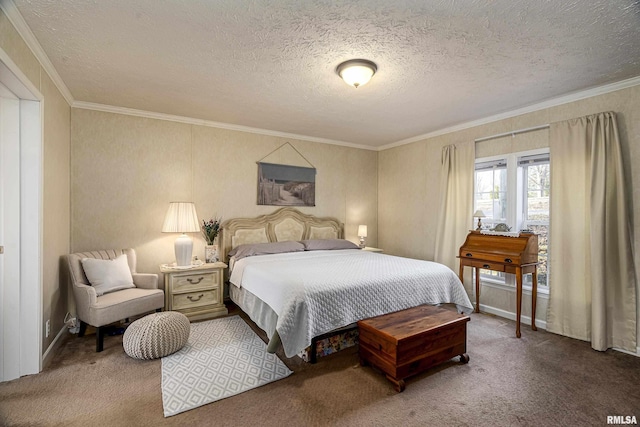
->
473, 210, 486, 218
473, 209, 486, 231
336, 59, 377, 88
162, 202, 200, 267
162, 202, 200, 233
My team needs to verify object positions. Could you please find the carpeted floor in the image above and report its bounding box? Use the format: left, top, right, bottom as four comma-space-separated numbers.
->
1, 306, 639, 427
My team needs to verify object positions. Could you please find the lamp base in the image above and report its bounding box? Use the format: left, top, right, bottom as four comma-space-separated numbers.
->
174, 234, 193, 267
359, 237, 366, 248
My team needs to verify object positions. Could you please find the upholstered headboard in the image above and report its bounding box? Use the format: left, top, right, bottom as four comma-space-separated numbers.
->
220, 207, 343, 262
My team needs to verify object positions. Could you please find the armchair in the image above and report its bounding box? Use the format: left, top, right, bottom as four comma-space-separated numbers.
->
65, 249, 165, 352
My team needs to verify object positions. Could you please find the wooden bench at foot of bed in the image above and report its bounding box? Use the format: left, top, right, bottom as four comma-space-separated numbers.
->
357, 304, 470, 392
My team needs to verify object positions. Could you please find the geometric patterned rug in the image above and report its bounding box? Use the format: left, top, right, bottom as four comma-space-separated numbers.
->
161, 315, 292, 417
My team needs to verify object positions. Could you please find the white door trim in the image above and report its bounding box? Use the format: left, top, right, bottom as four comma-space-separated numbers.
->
0, 89, 21, 381
0, 46, 43, 381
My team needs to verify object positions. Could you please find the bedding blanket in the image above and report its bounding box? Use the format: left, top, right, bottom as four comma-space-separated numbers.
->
230, 250, 474, 358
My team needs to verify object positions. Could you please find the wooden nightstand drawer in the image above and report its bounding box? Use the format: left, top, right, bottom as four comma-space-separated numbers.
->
470, 260, 506, 272
160, 262, 228, 321
172, 288, 220, 311
171, 271, 220, 293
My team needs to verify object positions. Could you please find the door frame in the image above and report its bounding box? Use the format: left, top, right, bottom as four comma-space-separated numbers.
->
0, 47, 43, 381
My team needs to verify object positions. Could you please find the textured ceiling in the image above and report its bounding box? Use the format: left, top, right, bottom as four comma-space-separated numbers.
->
12, 0, 640, 147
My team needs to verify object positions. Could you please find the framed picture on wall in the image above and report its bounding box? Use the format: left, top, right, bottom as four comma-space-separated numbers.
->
257, 162, 316, 206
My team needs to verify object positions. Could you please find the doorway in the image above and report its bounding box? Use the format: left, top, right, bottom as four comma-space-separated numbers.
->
0, 49, 43, 382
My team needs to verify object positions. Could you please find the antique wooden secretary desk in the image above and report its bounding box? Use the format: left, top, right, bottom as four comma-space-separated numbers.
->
458, 231, 539, 338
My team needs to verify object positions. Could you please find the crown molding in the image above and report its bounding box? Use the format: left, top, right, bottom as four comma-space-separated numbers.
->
72, 101, 377, 151
0, 0, 74, 105
3, 0, 638, 152
378, 75, 640, 151
74, 73, 640, 153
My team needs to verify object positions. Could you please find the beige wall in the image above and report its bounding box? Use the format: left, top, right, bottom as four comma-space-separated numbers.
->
42, 71, 71, 353
0, 10, 71, 355
379, 84, 640, 344
70, 109, 378, 285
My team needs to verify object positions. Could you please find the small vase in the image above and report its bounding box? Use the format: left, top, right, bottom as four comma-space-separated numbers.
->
205, 244, 219, 263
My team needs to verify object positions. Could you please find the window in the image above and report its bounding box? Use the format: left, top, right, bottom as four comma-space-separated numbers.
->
474, 149, 550, 289
475, 159, 507, 221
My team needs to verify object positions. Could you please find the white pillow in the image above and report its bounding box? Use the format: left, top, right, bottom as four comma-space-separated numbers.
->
81, 254, 135, 296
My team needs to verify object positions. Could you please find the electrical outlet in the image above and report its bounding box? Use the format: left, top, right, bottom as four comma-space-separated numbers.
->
45, 320, 50, 338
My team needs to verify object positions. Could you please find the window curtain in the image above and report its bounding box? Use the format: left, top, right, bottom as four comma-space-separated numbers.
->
434, 142, 475, 276
547, 111, 637, 352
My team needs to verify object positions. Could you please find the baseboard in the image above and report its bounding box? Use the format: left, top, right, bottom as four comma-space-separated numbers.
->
478, 303, 547, 330
612, 347, 640, 358
479, 303, 640, 357
42, 325, 69, 370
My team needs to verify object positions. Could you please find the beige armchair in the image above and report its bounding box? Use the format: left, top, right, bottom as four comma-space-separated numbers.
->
65, 249, 165, 352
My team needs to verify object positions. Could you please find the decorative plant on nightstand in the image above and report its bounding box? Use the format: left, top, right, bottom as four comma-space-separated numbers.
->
201, 217, 221, 263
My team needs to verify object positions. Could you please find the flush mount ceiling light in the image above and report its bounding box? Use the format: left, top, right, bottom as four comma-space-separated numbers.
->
336, 59, 377, 88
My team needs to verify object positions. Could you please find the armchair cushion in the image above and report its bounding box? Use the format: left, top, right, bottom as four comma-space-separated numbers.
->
91, 288, 164, 326
81, 254, 135, 296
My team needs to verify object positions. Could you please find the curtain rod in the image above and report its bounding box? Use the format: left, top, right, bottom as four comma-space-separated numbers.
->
474, 124, 550, 143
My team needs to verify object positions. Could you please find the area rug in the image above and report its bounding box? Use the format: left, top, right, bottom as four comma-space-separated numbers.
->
161, 315, 292, 417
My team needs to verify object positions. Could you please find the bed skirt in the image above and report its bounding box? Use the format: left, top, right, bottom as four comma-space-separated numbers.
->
229, 284, 358, 362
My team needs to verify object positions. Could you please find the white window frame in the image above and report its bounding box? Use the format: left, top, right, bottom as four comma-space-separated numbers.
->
474, 147, 550, 294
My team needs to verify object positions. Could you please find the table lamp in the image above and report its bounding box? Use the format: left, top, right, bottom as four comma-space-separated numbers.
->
358, 224, 368, 248
473, 210, 486, 231
162, 202, 200, 267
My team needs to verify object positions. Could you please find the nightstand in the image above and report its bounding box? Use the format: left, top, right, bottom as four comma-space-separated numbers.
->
160, 262, 228, 321
362, 247, 383, 253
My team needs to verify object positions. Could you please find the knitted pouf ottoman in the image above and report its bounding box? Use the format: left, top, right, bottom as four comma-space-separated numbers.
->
123, 311, 190, 360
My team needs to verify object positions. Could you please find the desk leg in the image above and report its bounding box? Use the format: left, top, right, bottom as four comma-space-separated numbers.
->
515, 267, 522, 338
531, 268, 538, 331
475, 267, 480, 313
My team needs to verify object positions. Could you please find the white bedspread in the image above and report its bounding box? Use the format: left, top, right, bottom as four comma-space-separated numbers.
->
229, 250, 473, 358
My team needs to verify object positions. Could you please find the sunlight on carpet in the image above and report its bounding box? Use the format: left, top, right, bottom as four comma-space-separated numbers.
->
161, 315, 292, 417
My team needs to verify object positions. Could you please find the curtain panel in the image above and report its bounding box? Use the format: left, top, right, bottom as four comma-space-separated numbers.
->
547, 111, 637, 352
434, 142, 475, 277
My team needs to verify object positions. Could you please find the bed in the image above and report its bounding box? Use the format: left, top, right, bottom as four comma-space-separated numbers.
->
221, 208, 474, 359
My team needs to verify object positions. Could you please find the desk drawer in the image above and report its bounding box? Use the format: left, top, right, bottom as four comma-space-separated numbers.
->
171, 271, 220, 293
460, 251, 520, 265
470, 260, 505, 272
173, 288, 219, 310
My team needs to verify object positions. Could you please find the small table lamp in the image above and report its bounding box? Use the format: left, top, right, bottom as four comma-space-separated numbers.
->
473, 210, 486, 231
162, 202, 200, 267
358, 224, 368, 248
